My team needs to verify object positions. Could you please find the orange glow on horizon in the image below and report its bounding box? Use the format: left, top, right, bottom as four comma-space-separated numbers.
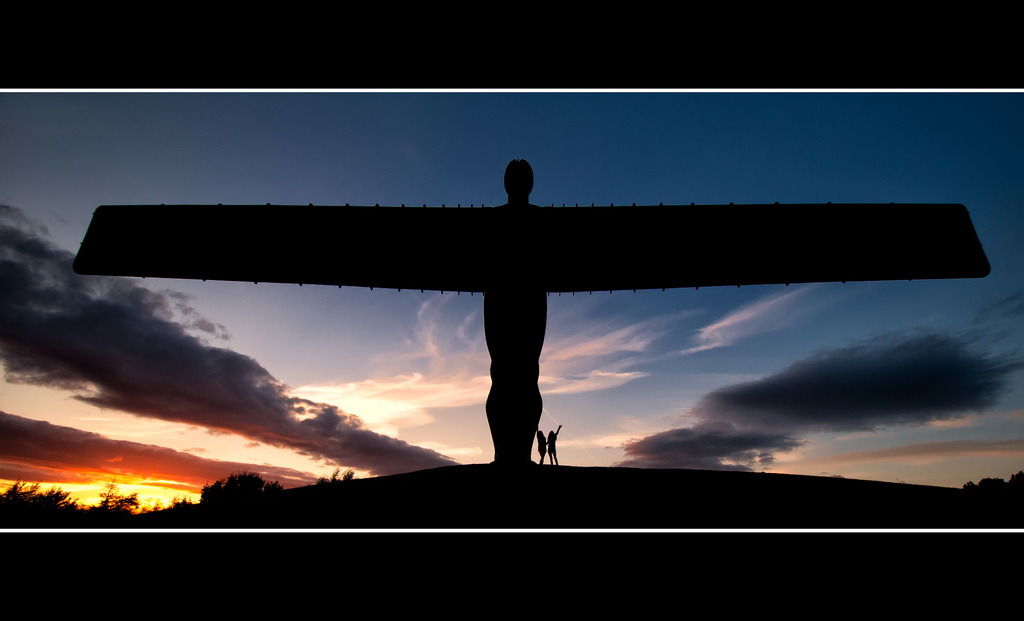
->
0, 473, 203, 510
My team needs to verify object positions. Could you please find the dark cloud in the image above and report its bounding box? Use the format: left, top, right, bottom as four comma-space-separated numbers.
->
696, 332, 1019, 432
0, 410, 316, 490
0, 205, 456, 476
617, 421, 804, 470
616, 330, 1020, 471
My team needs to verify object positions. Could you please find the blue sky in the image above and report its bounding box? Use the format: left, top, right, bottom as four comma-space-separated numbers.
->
2, 91, 1023, 504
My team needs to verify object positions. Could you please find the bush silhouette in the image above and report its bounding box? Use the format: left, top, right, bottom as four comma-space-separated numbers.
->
316, 467, 356, 486
201, 471, 283, 505
978, 477, 1006, 492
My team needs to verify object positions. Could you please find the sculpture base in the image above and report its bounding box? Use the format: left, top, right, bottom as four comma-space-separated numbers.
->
483, 288, 547, 466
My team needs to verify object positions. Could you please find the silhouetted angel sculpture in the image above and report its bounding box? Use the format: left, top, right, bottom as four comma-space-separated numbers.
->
536, 429, 547, 465
547, 425, 562, 465
71, 159, 992, 470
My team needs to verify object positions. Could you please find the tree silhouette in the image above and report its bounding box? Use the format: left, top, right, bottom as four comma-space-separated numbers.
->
963, 469, 1024, 498
1008, 470, 1024, 493
2, 481, 78, 510
1, 481, 82, 525
92, 479, 140, 515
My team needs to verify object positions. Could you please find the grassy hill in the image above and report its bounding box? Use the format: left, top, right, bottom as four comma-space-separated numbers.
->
131, 464, 1022, 529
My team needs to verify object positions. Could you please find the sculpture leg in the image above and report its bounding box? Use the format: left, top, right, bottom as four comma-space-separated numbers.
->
484, 289, 547, 465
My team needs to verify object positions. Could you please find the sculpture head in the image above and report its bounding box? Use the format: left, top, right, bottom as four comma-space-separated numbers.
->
503, 159, 534, 205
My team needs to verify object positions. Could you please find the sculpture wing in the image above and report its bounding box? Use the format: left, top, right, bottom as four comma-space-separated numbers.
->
73, 203, 990, 292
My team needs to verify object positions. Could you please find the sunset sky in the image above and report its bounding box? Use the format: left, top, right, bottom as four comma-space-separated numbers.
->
2, 90, 1023, 508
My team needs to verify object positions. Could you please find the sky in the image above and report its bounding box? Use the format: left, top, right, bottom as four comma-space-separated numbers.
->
2, 90, 1024, 508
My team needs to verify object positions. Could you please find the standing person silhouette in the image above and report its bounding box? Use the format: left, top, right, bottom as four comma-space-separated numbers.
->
547, 425, 562, 465
536, 429, 547, 465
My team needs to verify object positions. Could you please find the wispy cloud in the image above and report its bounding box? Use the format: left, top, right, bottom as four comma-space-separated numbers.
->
538, 316, 670, 395
975, 290, 1024, 324
294, 372, 492, 436
783, 437, 1024, 470
296, 302, 682, 433
540, 369, 648, 395
543, 319, 662, 365
681, 286, 819, 355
